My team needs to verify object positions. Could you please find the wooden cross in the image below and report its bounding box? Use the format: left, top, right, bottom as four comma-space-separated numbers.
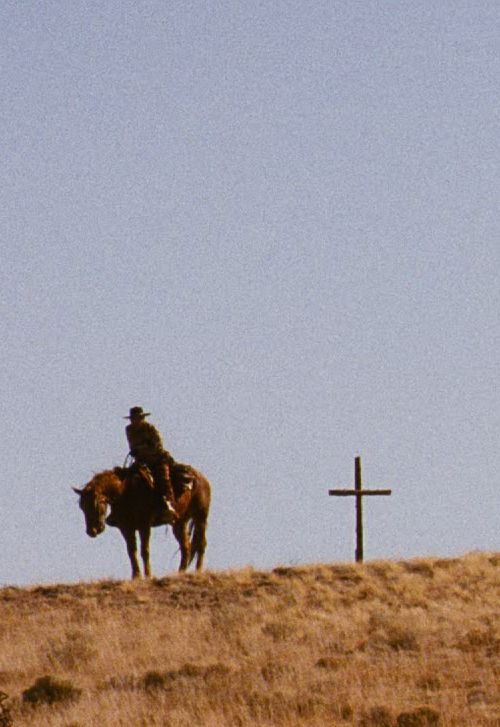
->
328, 456, 392, 563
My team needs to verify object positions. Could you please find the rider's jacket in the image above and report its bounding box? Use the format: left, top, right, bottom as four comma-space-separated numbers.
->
125, 420, 165, 463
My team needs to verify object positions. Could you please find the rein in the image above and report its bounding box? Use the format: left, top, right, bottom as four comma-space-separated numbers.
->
123, 452, 133, 468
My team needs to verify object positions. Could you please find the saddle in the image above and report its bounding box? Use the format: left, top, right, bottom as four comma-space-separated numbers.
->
113, 464, 154, 490
115, 461, 193, 498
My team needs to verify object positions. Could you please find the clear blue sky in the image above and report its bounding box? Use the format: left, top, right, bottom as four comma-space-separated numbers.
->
1, 1, 498, 584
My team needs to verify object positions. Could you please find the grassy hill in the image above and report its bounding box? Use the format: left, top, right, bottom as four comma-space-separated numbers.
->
0, 553, 498, 726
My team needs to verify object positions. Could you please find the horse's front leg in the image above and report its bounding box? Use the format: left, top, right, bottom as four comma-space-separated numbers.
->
139, 527, 152, 577
173, 521, 191, 572
121, 527, 141, 579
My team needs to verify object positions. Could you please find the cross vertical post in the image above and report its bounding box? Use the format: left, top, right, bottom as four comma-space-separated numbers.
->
328, 456, 392, 563
354, 455, 363, 563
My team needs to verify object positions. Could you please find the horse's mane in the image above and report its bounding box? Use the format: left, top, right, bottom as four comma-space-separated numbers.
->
84, 469, 125, 496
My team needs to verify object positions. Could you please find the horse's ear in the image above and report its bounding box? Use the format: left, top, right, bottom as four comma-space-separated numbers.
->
72, 487, 84, 495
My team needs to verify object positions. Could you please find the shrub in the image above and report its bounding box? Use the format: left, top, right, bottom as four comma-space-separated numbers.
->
22, 675, 82, 706
386, 626, 419, 652
360, 705, 394, 726
262, 621, 295, 641
261, 661, 288, 683
315, 656, 340, 671
416, 675, 441, 691
341, 703, 354, 720
141, 663, 230, 693
396, 706, 440, 726
142, 670, 168, 691
0, 690, 12, 727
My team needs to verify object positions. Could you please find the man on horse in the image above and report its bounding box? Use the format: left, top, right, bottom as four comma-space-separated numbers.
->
123, 406, 177, 525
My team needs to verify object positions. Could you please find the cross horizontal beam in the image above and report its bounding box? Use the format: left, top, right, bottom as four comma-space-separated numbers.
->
329, 489, 392, 496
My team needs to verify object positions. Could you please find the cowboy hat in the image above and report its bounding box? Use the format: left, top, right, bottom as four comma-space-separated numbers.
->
124, 406, 151, 420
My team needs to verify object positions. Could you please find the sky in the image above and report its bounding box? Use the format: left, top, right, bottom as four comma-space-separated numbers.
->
1, 1, 498, 585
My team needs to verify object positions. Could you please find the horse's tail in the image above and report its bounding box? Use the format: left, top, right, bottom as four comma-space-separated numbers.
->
184, 473, 210, 569
187, 519, 199, 567
187, 507, 209, 569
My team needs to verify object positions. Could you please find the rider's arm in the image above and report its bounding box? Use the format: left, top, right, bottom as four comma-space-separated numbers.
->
144, 422, 164, 452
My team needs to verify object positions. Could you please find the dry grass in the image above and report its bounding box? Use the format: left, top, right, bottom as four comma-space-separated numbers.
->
0, 553, 498, 726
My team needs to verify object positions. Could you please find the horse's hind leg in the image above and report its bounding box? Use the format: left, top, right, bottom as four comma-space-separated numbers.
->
192, 519, 207, 571
173, 521, 191, 572
121, 528, 141, 579
139, 527, 152, 577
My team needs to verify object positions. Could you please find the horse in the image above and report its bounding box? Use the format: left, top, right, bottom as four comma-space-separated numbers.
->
73, 464, 211, 579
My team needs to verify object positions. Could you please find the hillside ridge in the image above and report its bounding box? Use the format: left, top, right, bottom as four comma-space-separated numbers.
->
0, 552, 498, 726
2, 550, 498, 598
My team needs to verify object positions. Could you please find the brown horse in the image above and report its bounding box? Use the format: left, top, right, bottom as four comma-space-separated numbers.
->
73, 465, 211, 579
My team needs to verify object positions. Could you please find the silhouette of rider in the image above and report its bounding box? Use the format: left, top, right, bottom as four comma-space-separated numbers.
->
124, 406, 177, 525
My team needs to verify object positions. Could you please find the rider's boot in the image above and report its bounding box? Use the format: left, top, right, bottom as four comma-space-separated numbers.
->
152, 461, 177, 526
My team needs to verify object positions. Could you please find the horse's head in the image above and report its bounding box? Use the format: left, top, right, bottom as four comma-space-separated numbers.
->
73, 485, 108, 538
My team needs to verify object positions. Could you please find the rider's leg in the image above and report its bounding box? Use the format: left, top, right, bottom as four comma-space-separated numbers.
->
151, 460, 177, 523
